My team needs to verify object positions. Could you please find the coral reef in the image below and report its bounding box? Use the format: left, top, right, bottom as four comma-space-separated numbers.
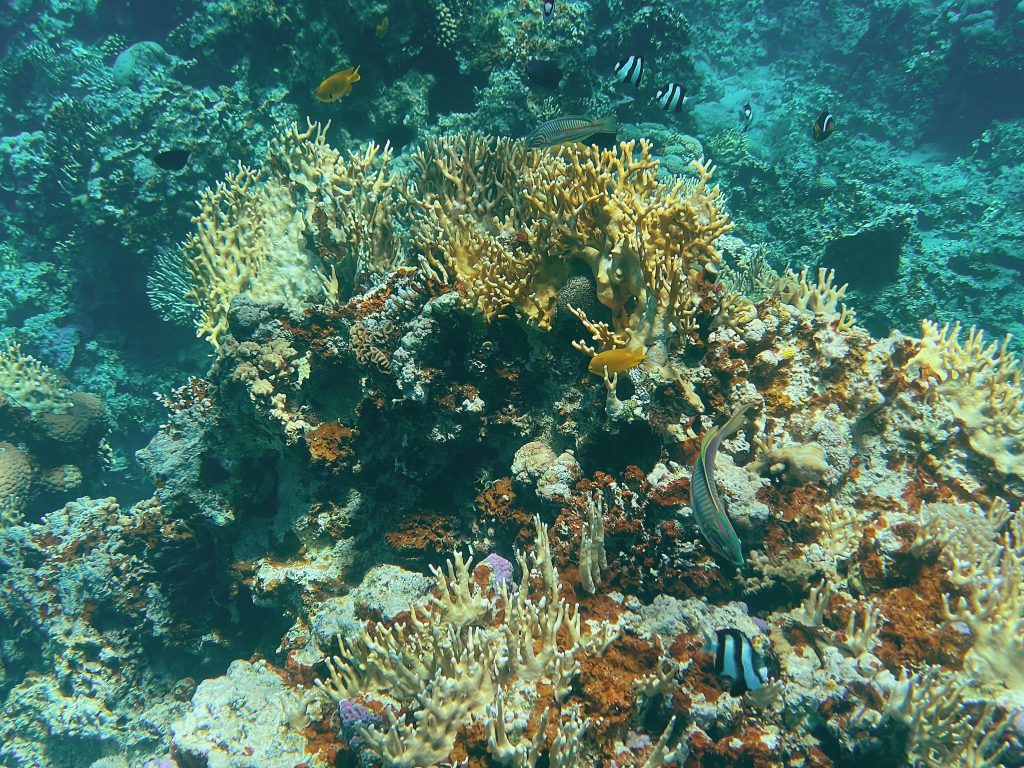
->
0, 341, 110, 521
2, 0, 1021, 518
2, 124, 1022, 767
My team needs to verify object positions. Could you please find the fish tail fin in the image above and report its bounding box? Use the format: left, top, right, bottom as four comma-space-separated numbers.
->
596, 116, 618, 134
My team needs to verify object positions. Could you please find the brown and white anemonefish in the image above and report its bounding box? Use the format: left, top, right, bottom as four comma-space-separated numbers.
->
315, 66, 361, 102
812, 110, 836, 142
588, 345, 646, 375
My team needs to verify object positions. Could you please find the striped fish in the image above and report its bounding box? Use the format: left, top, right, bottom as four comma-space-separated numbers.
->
656, 82, 687, 112
690, 401, 757, 567
613, 55, 644, 87
713, 628, 769, 695
524, 115, 618, 149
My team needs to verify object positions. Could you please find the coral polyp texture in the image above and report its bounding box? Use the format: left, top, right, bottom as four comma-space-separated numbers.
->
2, 123, 1024, 768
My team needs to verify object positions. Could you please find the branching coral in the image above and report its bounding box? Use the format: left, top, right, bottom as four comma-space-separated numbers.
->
912, 496, 1011, 567
408, 135, 733, 372
523, 143, 732, 361
872, 667, 1009, 767
0, 340, 70, 415
156, 121, 403, 348
719, 240, 779, 300
314, 517, 621, 766
408, 134, 566, 328
776, 267, 856, 331
815, 498, 869, 564
910, 320, 1024, 478
942, 504, 1024, 701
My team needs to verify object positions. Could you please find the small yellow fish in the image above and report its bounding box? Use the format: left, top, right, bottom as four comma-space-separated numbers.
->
588, 346, 646, 375
375, 16, 389, 38
315, 65, 361, 102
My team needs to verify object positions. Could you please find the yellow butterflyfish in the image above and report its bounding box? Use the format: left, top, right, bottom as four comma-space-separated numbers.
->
588, 346, 646, 375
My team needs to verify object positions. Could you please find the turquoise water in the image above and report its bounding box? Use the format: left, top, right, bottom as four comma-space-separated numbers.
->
1, 1, 1022, 766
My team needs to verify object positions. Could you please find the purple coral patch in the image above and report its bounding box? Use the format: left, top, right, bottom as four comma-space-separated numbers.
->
481, 552, 514, 589
338, 699, 382, 751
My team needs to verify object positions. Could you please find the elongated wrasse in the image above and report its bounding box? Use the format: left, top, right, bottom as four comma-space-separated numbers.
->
690, 401, 757, 567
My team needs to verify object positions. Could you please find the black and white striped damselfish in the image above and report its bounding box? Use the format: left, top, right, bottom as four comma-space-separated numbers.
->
690, 401, 757, 567
656, 82, 687, 112
524, 115, 618, 149
712, 628, 770, 695
613, 55, 644, 87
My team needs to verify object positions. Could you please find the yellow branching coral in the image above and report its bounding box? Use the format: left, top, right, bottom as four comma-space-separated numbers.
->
911, 320, 1024, 478
181, 164, 271, 349
0, 339, 70, 415
523, 142, 733, 358
408, 135, 567, 328
407, 136, 733, 370
776, 267, 856, 331
169, 121, 402, 348
314, 517, 620, 767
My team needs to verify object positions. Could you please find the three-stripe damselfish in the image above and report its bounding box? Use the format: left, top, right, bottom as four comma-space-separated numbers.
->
713, 628, 770, 695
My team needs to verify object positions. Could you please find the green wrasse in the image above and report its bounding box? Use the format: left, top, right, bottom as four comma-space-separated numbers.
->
525, 115, 618, 149
690, 401, 757, 567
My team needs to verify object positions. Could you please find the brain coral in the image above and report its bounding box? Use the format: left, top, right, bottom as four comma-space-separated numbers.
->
0, 441, 33, 518
36, 392, 105, 446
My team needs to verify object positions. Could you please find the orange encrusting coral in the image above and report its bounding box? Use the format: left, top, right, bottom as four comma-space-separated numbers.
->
384, 512, 457, 554
305, 421, 357, 469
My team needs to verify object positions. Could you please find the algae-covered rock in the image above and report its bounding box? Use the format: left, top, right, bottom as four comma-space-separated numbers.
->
172, 659, 323, 768
112, 42, 170, 88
